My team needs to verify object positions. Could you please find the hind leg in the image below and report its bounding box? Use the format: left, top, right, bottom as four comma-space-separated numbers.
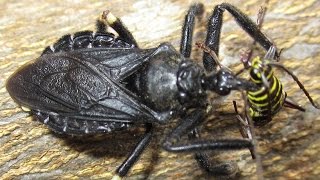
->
100, 10, 138, 47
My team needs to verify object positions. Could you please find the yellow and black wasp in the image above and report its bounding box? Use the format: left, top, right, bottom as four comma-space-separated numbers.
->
198, 42, 319, 180
235, 4, 319, 127
236, 45, 319, 126
197, 4, 319, 179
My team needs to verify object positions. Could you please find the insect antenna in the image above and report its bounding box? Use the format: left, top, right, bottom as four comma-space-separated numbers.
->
196, 42, 223, 68
268, 62, 320, 109
195, 42, 232, 72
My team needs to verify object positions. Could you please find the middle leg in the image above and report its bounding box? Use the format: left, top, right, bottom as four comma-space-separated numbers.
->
115, 123, 153, 177
188, 128, 240, 176
163, 109, 253, 176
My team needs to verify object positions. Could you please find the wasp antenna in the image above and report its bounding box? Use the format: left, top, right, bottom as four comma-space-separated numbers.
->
257, 6, 267, 29
196, 42, 224, 69
269, 62, 320, 109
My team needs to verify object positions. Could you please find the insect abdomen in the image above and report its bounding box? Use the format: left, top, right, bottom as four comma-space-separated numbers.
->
42, 31, 135, 55
247, 70, 286, 126
33, 110, 132, 135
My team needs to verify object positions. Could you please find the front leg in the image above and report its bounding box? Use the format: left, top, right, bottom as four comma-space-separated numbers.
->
203, 3, 279, 72
180, 3, 204, 58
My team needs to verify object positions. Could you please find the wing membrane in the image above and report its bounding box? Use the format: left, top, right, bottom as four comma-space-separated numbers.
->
71, 47, 157, 80
7, 47, 160, 123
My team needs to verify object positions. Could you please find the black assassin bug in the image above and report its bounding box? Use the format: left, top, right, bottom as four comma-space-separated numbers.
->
6, 3, 283, 178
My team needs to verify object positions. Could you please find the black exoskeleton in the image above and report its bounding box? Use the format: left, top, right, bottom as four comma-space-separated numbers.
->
6, 3, 278, 178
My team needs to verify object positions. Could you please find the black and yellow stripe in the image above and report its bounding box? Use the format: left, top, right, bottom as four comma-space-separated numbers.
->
247, 57, 286, 126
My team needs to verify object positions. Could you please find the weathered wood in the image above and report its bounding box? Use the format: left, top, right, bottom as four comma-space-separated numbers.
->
1, 0, 319, 179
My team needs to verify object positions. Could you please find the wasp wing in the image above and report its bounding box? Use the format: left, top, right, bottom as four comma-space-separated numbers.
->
7, 47, 162, 124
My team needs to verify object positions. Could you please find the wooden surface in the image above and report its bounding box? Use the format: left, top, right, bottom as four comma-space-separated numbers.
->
1, 0, 320, 179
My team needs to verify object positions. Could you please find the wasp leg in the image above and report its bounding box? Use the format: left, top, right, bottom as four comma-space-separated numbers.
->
163, 109, 253, 176
233, 98, 265, 180
100, 10, 138, 47
180, 3, 204, 58
116, 123, 153, 177
203, 3, 279, 72
232, 101, 256, 159
284, 99, 306, 112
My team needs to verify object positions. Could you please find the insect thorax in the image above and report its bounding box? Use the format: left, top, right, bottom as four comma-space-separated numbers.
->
249, 56, 273, 84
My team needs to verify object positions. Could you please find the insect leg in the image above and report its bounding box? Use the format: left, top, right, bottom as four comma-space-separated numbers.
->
232, 101, 256, 159
180, 3, 204, 58
283, 98, 306, 112
95, 19, 107, 33
116, 123, 153, 177
163, 109, 253, 175
115, 123, 153, 177
203, 3, 278, 72
233, 98, 264, 180
100, 10, 138, 47
240, 6, 268, 67
188, 128, 239, 176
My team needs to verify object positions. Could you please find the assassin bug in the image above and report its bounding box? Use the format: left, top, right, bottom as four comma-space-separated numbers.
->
6, 3, 284, 178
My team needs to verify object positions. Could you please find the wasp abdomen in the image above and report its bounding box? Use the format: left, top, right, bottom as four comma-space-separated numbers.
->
247, 65, 286, 126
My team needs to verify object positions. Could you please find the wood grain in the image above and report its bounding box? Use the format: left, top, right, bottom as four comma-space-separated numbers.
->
1, 0, 319, 179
